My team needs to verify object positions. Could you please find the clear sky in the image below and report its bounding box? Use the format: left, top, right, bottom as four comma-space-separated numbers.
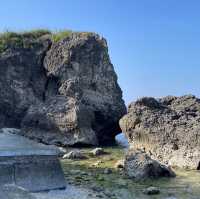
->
0, 0, 200, 104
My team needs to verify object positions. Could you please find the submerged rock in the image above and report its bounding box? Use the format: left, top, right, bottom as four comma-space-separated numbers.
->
124, 149, 175, 180
143, 186, 160, 195
0, 31, 126, 146
120, 95, 200, 169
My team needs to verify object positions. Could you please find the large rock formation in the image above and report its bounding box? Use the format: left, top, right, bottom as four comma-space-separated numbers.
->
0, 31, 126, 146
120, 95, 200, 169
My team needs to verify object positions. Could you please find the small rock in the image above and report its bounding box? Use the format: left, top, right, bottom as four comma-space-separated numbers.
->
115, 159, 125, 169
70, 169, 81, 174
91, 186, 104, 192
80, 171, 88, 175
58, 147, 67, 156
143, 186, 160, 195
106, 157, 114, 161
92, 160, 103, 167
90, 148, 105, 156
103, 168, 112, 174
63, 150, 86, 159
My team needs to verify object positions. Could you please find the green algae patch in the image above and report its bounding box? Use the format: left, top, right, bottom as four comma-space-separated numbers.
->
61, 146, 200, 199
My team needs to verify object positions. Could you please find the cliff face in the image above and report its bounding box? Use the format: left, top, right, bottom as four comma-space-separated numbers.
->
120, 95, 200, 169
0, 31, 126, 146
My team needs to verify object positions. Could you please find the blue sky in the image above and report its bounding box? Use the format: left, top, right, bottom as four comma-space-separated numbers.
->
0, 0, 200, 104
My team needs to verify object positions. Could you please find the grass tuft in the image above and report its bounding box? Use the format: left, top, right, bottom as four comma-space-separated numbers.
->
51, 30, 73, 42
0, 29, 51, 53
0, 29, 94, 53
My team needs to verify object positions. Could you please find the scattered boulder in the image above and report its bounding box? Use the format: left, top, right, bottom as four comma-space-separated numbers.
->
0, 31, 126, 146
143, 186, 160, 195
90, 148, 105, 156
120, 95, 200, 169
124, 149, 175, 180
63, 150, 86, 160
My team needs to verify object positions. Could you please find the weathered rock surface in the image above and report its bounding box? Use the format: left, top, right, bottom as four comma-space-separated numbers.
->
124, 149, 175, 180
120, 95, 200, 169
0, 34, 50, 128
0, 31, 126, 146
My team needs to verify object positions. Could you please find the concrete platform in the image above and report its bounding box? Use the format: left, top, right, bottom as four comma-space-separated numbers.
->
0, 184, 36, 199
0, 128, 66, 192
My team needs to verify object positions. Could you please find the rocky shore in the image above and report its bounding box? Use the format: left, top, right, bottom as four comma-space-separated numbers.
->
58, 146, 200, 199
2, 145, 200, 199
0, 30, 200, 198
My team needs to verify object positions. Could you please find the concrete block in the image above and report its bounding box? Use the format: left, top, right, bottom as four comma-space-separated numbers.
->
15, 157, 66, 192
0, 129, 66, 191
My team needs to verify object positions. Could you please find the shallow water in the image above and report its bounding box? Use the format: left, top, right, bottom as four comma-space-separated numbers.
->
61, 140, 200, 199
115, 133, 200, 198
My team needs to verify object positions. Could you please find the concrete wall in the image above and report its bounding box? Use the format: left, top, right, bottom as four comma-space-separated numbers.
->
0, 156, 66, 192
